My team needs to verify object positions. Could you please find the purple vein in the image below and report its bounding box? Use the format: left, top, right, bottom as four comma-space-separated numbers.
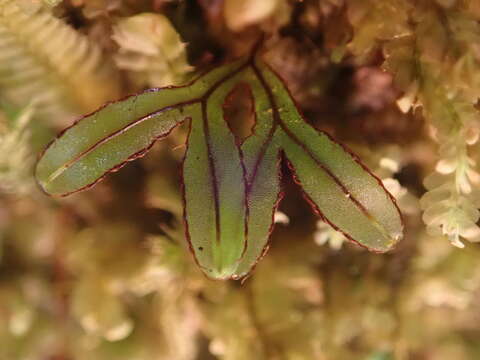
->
195, 60, 256, 249
197, 59, 258, 249
252, 62, 375, 223
247, 63, 279, 188
47, 99, 198, 183
200, 101, 222, 246
48, 59, 252, 184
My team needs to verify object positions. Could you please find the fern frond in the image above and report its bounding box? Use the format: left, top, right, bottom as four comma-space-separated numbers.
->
314, 147, 415, 250
0, 0, 121, 126
0, 102, 35, 194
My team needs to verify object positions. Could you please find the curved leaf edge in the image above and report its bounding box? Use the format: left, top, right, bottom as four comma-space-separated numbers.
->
34, 49, 405, 281
36, 120, 187, 198
284, 156, 398, 254
236, 150, 284, 282
258, 61, 405, 253
180, 117, 257, 280
179, 65, 254, 280
232, 59, 404, 268
213, 75, 282, 280
34, 60, 250, 198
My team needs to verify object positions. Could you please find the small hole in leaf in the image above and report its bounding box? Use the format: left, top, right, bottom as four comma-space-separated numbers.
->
223, 82, 255, 144
198, 246, 204, 251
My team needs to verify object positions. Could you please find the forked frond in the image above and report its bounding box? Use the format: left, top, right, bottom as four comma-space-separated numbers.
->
36, 52, 404, 280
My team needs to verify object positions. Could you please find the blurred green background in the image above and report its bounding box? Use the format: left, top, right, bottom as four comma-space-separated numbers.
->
1, 0, 480, 359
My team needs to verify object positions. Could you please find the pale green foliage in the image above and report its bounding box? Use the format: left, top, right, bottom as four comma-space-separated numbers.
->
223, 0, 291, 32
348, 0, 480, 248
68, 224, 202, 356
0, 103, 34, 194
112, 13, 193, 88
69, 225, 162, 341
201, 248, 325, 360
0, 0, 121, 125
411, 6, 480, 248
347, 0, 411, 61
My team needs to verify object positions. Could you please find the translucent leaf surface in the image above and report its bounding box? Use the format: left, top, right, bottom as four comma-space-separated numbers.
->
183, 75, 247, 279
254, 62, 403, 252
36, 53, 403, 280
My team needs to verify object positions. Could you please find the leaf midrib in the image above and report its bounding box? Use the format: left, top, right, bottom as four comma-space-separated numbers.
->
46, 59, 252, 185
251, 61, 397, 242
